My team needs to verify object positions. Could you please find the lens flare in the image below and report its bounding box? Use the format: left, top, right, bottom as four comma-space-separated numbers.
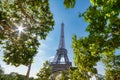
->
18, 26, 24, 32
14, 23, 26, 39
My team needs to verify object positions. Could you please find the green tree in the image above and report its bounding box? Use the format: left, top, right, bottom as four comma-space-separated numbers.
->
72, 36, 98, 80
81, 0, 120, 54
59, 70, 69, 80
0, 65, 4, 74
64, 0, 120, 79
0, 65, 4, 79
37, 61, 51, 80
64, 0, 76, 8
1, 74, 18, 80
77, 0, 120, 79
0, 71, 36, 80
70, 67, 88, 80
0, 0, 54, 80
103, 54, 120, 80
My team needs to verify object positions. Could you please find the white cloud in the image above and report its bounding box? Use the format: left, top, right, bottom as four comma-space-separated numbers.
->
48, 56, 54, 62
1, 61, 27, 76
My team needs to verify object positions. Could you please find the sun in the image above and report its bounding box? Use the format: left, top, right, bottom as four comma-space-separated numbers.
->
18, 26, 24, 32
16, 24, 25, 33
14, 23, 26, 39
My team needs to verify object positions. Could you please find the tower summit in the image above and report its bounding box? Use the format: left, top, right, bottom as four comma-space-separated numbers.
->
50, 23, 72, 73
59, 22, 65, 48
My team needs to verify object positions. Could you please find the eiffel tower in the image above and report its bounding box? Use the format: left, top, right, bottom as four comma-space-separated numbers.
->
50, 23, 72, 73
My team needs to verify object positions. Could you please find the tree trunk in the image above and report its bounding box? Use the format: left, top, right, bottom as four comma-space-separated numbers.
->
26, 64, 31, 80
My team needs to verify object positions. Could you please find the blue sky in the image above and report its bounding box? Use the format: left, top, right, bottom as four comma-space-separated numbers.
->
0, 0, 105, 78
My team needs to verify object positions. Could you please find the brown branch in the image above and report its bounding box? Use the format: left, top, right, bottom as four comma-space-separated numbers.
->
0, 20, 14, 40
0, 21, 11, 31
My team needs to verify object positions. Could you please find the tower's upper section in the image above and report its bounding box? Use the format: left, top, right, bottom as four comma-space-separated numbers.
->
59, 22, 65, 49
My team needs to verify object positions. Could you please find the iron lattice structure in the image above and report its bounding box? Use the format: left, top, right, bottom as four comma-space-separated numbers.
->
50, 23, 72, 73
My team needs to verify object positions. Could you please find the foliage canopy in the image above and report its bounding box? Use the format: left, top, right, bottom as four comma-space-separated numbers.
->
0, 0, 54, 66
66, 0, 120, 79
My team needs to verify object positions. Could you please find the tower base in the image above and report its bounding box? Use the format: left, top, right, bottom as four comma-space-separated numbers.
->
50, 62, 72, 73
